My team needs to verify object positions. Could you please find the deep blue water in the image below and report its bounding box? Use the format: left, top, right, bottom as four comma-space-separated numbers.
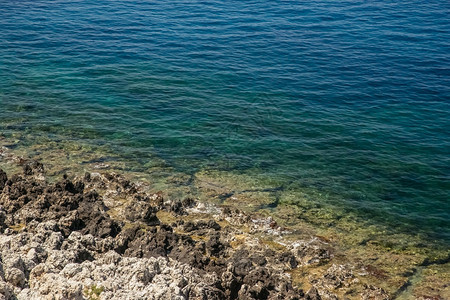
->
0, 1, 449, 242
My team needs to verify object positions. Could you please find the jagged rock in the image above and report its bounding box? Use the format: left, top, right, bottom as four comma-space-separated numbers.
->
0, 165, 389, 299
0, 169, 7, 191
291, 239, 331, 266
0, 281, 14, 300
22, 161, 44, 177
306, 287, 321, 300
5, 268, 25, 288
361, 285, 390, 300
123, 200, 159, 225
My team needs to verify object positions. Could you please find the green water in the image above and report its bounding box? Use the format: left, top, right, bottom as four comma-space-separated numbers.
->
0, 0, 449, 245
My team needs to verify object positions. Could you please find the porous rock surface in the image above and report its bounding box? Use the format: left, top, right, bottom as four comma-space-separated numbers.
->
0, 161, 389, 299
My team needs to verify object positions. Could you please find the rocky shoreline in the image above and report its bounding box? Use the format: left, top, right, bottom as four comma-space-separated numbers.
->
1, 145, 449, 300
0, 160, 398, 300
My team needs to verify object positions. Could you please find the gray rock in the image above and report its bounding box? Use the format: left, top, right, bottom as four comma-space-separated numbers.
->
5, 268, 25, 288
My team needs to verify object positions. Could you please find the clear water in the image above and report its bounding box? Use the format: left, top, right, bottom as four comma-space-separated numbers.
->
0, 0, 449, 243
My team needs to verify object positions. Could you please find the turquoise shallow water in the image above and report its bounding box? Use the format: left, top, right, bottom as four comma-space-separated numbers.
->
0, 0, 449, 242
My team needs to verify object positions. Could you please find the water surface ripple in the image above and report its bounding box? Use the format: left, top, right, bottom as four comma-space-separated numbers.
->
0, 0, 449, 242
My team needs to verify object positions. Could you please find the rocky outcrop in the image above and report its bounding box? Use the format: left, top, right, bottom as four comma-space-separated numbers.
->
0, 161, 390, 299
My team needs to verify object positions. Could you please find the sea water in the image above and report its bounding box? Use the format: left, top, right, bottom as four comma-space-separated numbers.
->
0, 0, 449, 244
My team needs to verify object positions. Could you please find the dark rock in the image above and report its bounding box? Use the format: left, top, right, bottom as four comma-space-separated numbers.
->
279, 252, 298, 268
251, 254, 267, 266
206, 233, 225, 256
123, 201, 159, 225
74, 249, 94, 263
233, 258, 253, 277
170, 246, 208, 269
183, 221, 196, 232
221, 270, 241, 299
306, 287, 321, 300
169, 200, 184, 214
0, 210, 6, 232
243, 267, 271, 285
0, 168, 7, 190
22, 161, 44, 176
84, 172, 91, 182
183, 220, 221, 233
182, 197, 195, 208
114, 225, 141, 254
207, 220, 221, 231
54, 179, 84, 194
248, 284, 269, 299
82, 215, 121, 239
295, 243, 331, 265
222, 207, 232, 216
124, 226, 179, 258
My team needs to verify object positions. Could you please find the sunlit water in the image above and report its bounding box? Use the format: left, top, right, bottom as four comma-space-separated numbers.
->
0, 0, 449, 244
